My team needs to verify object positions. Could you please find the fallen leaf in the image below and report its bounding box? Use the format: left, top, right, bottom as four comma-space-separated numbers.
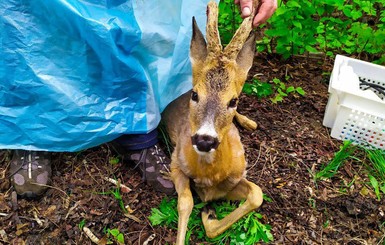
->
90, 209, 104, 216
360, 186, 369, 196
43, 205, 57, 216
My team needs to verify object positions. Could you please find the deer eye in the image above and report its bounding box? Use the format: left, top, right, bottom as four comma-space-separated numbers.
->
228, 98, 238, 108
191, 91, 199, 102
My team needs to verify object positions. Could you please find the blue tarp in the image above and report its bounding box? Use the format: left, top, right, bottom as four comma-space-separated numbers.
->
0, 0, 215, 152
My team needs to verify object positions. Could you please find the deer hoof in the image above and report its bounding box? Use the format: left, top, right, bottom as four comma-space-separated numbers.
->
202, 206, 217, 220
202, 207, 219, 238
242, 119, 257, 131
235, 113, 258, 131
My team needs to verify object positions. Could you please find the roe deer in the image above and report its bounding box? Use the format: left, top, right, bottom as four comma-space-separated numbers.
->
162, 1, 262, 244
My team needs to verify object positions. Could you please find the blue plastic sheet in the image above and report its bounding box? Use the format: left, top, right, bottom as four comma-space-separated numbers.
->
0, 0, 215, 152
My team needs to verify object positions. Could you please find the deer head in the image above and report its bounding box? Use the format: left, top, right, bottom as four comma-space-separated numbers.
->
189, 1, 258, 154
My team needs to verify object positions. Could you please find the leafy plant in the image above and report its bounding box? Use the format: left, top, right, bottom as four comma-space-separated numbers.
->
263, 0, 319, 59
98, 185, 127, 213
148, 198, 178, 228
106, 228, 125, 245
243, 77, 305, 103
217, 0, 385, 63
243, 78, 274, 99
109, 156, 120, 165
263, 193, 273, 203
258, 0, 384, 62
149, 197, 273, 244
270, 78, 305, 103
78, 218, 86, 230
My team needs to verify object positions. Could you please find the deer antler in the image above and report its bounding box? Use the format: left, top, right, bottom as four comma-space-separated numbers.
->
223, 0, 259, 59
206, 1, 222, 56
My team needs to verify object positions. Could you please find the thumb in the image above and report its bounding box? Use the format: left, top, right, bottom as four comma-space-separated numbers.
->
237, 0, 253, 18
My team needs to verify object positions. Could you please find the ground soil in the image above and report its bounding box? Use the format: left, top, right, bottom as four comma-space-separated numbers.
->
1, 53, 384, 244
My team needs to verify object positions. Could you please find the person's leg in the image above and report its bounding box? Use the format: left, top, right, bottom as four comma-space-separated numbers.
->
8, 150, 52, 198
115, 129, 175, 195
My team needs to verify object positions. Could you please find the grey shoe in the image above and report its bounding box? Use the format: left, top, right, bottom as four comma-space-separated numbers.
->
8, 150, 52, 198
128, 144, 175, 195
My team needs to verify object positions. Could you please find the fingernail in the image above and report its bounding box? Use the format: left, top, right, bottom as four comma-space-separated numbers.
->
242, 7, 251, 16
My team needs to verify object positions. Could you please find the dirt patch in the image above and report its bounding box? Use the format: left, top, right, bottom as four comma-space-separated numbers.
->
1, 54, 384, 244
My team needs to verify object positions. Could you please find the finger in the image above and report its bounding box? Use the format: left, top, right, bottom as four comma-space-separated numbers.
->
253, 1, 277, 26
237, 0, 253, 18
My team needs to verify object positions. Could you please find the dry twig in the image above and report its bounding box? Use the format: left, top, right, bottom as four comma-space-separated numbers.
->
143, 234, 156, 245
103, 177, 132, 193
83, 227, 100, 244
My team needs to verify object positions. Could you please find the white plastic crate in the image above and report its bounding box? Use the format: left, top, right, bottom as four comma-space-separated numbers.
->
323, 55, 385, 150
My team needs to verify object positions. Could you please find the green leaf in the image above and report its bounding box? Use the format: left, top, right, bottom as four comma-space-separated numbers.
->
271, 7, 287, 18
287, 0, 301, 8
293, 21, 302, 29
108, 228, 120, 237
242, 83, 253, 95
116, 233, 124, 243
315, 141, 355, 180
265, 28, 289, 37
148, 208, 166, 225
255, 213, 263, 219
109, 157, 120, 165
250, 221, 258, 234
316, 7, 325, 16
148, 198, 178, 226
296, 87, 306, 96
263, 194, 273, 202
271, 94, 283, 103
286, 86, 295, 93
272, 78, 280, 85
369, 175, 381, 200
351, 9, 363, 20
305, 45, 318, 53
78, 219, 86, 230
194, 202, 207, 209
277, 88, 288, 96
342, 5, 353, 17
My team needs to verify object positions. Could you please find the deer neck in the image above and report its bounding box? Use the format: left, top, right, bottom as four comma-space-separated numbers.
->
191, 125, 242, 165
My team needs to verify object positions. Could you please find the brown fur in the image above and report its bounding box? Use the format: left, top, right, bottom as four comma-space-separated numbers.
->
162, 1, 261, 244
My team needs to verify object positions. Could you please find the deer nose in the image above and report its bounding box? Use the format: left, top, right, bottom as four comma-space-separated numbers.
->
191, 134, 219, 152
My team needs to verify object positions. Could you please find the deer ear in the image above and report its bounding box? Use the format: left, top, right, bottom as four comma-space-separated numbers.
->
236, 32, 256, 73
190, 17, 207, 64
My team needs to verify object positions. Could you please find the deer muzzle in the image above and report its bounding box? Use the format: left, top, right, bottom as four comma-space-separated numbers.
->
191, 134, 219, 153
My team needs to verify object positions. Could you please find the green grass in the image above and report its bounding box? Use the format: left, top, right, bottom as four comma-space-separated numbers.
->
315, 141, 356, 180
365, 149, 385, 200
315, 141, 385, 200
149, 197, 273, 244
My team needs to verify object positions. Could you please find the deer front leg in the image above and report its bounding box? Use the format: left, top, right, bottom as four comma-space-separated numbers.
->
202, 179, 263, 238
172, 167, 193, 245
235, 112, 257, 130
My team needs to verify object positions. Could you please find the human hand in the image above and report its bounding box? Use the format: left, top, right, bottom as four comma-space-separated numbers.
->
234, 0, 277, 27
